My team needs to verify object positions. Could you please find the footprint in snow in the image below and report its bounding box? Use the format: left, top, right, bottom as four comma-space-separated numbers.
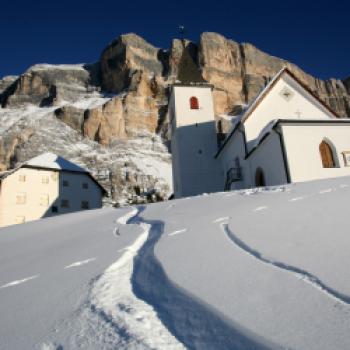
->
213, 217, 230, 223
0, 275, 39, 290
254, 206, 268, 212
168, 229, 187, 236
289, 196, 304, 202
319, 188, 333, 194
64, 258, 96, 269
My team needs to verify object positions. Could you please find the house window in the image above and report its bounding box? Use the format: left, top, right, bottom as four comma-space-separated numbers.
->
42, 176, 49, 184
81, 201, 90, 209
62, 180, 69, 187
190, 96, 199, 110
51, 206, 58, 213
82, 183, 89, 189
319, 140, 336, 168
51, 173, 58, 182
61, 199, 70, 208
40, 194, 49, 207
18, 174, 26, 182
15, 216, 25, 224
16, 193, 26, 204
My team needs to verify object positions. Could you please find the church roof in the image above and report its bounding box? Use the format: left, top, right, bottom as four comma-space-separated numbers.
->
215, 68, 342, 158
240, 67, 340, 123
176, 43, 206, 84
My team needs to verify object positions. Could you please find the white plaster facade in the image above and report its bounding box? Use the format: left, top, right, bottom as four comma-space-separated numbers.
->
170, 85, 222, 198
0, 153, 105, 227
170, 68, 350, 197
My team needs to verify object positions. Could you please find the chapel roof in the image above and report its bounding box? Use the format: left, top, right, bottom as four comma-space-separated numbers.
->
215, 67, 342, 158
176, 42, 206, 84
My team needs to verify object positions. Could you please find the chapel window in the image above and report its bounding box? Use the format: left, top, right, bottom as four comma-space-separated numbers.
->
319, 140, 336, 168
190, 96, 199, 110
255, 167, 266, 187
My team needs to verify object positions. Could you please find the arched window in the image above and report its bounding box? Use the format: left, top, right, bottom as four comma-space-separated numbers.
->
319, 140, 336, 168
255, 167, 266, 187
190, 96, 199, 110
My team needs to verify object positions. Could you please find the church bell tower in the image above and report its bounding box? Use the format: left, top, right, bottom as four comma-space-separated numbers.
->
169, 44, 222, 198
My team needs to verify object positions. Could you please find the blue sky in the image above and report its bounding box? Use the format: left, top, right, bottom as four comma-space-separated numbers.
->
0, 0, 349, 80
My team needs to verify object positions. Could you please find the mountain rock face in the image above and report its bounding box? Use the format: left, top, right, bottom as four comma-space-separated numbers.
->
0, 31, 349, 205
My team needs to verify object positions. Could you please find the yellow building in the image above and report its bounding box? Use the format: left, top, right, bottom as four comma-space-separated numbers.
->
0, 152, 107, 227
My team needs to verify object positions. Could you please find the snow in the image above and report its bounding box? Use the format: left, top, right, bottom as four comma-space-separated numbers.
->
0, 275, 39, 289
64, 258, 97, 269
168, 229, 187, 236
25, 152, 88, 172
91, 209, 184, 349
28, 63, 86, 72
2, 176, 350, 349
251, 119, 279, 149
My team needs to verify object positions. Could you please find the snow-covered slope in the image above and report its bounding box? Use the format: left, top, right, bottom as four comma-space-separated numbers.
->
0, 105, 172, 206
1, 176, 350, 349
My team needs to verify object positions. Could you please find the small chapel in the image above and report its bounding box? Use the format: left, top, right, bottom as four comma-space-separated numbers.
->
170, 63, 350, 198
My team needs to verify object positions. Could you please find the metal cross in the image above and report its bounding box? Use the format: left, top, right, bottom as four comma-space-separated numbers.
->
178, 25, 186, 41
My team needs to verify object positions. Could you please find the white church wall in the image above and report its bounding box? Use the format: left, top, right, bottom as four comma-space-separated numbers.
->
281, 123, 350, 183
218, 130, 250, 190
170, 85, 223, 197
248, 132, 288, 187
172, 86, 217, 127
244, 75, 335, 151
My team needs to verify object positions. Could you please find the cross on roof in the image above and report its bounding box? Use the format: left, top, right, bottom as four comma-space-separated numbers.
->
295, 109, 302, 118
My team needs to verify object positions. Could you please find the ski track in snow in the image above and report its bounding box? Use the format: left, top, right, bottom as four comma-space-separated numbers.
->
116, 207, 138, 225
168, 229, 187, 236
85, 208, 185, 349
64, 258, 97, 269
221, 223, 350, 306
0, 275, 39, 290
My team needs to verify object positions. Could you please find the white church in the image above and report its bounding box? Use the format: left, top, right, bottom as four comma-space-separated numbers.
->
170, 67, 350, 198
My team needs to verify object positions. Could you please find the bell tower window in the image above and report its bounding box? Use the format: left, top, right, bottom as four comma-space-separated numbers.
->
190, 96, 199, 110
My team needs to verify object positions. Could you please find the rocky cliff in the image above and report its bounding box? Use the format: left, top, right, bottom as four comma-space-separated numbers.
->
0, 32, 348, 205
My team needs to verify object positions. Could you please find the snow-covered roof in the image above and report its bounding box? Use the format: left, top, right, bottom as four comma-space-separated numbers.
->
24, 152, 88, 173
0, 152, 107, 194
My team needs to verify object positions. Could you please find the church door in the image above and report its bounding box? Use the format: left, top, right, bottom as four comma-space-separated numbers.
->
255, 168, 266, 187
319, 141, 335, 168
